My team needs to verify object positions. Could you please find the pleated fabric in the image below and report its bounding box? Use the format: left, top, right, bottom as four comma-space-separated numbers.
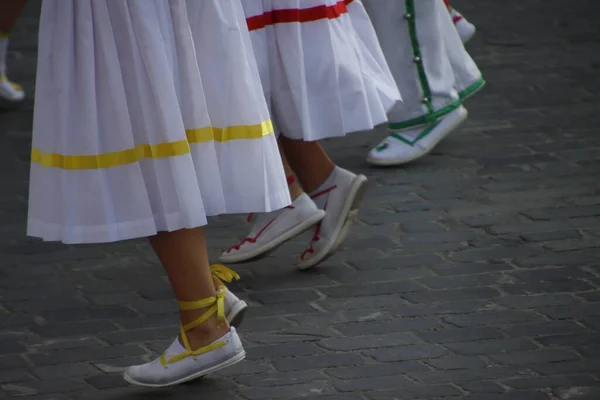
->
28, 0, 290, 244
242, 0, 401, 141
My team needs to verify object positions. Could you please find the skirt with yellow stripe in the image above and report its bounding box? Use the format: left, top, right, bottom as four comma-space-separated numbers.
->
28, 0, 291, 244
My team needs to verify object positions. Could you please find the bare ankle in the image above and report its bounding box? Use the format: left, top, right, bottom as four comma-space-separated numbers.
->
180, 315, 230, 350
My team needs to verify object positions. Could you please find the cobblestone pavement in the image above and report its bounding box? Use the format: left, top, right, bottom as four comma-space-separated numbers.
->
1, 0, 600, 399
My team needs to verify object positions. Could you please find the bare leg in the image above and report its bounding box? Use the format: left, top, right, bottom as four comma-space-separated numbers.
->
0, 0, 27, 32
277, 139, 304, 200
149, 227, 229, 350
279, 136, 335, 193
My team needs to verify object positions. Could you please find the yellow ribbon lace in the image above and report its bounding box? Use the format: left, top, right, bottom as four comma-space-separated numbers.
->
0, 73, 22, 90
159, 287, 228, 368
210, 264, 240, 287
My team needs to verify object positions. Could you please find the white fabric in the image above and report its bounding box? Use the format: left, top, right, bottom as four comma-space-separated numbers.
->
362, 0, 482, 124
28, 0, 290, 244
242, 0, 401, 141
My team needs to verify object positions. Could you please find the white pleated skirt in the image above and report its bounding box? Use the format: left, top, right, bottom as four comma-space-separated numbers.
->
363, 0, 484, 129
28, 0, 290, 244
241, 0, 401, 142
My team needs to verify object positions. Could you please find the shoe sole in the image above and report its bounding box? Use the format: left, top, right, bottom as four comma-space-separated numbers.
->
227, 300, 248, 329
122, 349, 246, 388
366, 107, 468, 167
219, 210, 326, 264
296, 175, 369, 270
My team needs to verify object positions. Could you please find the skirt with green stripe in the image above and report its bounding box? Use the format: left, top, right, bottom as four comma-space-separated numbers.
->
363, 0, 484, 129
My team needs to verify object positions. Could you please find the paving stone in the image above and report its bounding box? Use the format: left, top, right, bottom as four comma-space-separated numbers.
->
334, 317, 442, 336
464, 391, 552, 400
84, 374, 130, 390
522, 206, 600, 221
0, 354, 29, 370
495, 294, 580, 309
325, 362, 431, 379
274, 354, 365, 372
244, 327, 337, 345
409, 366, 535, 385
536, 333, 600, 347
317, 295, 408, 312
214, 361, 273, 377
443, 310, 544, 327
460, 381, 506, 394
501, 280, 596, 295
321, 268, 433, 285
425, 355, 488, 370
502, 375, 599, 390
29, 338, 102, 353
520, 229, 582, 242
0, 338, 28, 355
499, 321, 588, 338
287, 309, 390, 327
300, 396, 364, 400
418, 327, 504, 344
245, 343, 325, 360
249, 289, 321, 305
235, 370, 328, 387
1, 379, 92, 396
36, 306, 139, 324
319, 333, 419, 352
488, 220, 599, 236
488, 348, 582, 366
508, 267, 594, 282
531, 359, 600, 376
27, 345, 146, 366
320, 281, 426, 298
0, 368, 32, 384
332, 375, 413, 392
402, 287, 502, 303
245, 302, 320, 318
428, 262, 514, 276
448, 246, 544, 262
364, 344, 448, 362
416, 273, 508, 289
553, 386, 600, 400
578, 291, 600, 302
582, 312, 600, 327
365, 384, 462, 400
239, 382, 336, 400
231, 316, 294, 333
400, 221, 448, 233
544, 238, 600, 252
539, 305, 600, 320
32, 364, 99, 381
29, 321, 120, 339
513, 252, 595, 268
391, 299, 497, 318
444, 338, 540, 356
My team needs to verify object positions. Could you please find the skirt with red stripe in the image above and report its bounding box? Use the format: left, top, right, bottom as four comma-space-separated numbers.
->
243, 0, 401, 142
